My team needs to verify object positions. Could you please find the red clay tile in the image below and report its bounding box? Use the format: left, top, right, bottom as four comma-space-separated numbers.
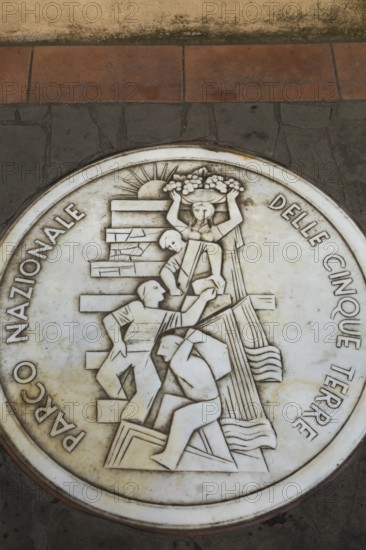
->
30, 46, 183, 103
333, 43, 366, 100
0, 47, 32, 103
185, 45, 339, 102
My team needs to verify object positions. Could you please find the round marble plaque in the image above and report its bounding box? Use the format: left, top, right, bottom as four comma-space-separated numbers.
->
0, 145, 365, 531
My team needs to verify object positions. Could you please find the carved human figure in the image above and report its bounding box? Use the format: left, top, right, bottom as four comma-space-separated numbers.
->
96, 281, 216, 424
159, 229, 225, 296
166, 189, 243, 243
151, 330, 224, 471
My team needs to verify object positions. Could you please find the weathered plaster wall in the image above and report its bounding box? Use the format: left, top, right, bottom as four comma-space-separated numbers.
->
0, 0, 364, 44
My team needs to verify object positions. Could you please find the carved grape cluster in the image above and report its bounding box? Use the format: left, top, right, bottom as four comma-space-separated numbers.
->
163, 167, 245, 196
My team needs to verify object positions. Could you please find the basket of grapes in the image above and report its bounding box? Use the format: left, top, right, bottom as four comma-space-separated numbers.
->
163, 167, 245, 204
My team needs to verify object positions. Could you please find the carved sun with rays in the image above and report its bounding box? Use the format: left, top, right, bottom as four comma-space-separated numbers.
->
114, 162, 180, 199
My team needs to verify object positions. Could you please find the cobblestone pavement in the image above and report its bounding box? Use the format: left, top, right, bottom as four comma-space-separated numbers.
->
0, 102, 365, 550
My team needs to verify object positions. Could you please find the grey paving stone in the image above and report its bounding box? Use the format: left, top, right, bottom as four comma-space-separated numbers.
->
0, 107, 16, 121
282, 125, 344, 205
88, 104, 122, 150
281, 103, 331, 129
182, 104, 211, 140
328, 116, 366, 186
336, 102, 366, 121
125, 104, 182, 143
48, 507, 146, 550
0, 126, 47, 226
335, 180, 366, 231
214, 104, 279, 157
0, 449, 39, 550
50, 106, 100, 177
272, 129, 292, 167
19, 105, 49, 123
